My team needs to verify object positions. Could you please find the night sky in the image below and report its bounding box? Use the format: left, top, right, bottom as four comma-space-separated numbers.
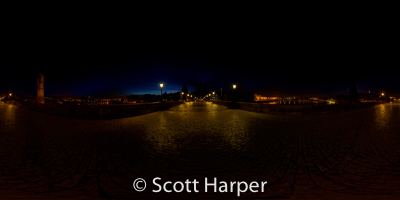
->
2, 5, 398, 98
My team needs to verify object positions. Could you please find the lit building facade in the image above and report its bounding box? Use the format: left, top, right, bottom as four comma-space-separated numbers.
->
254, 94, 278, 102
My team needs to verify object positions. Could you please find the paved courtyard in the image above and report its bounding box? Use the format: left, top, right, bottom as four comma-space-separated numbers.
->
0, 102, 399, 199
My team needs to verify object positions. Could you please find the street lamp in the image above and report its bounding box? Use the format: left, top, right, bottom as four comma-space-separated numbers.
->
382, 93, 384, 96
232, 84, 237, 103
9, 93, 12, 96
160, 82, 163, 101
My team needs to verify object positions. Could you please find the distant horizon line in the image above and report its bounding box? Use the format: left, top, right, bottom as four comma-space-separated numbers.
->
3, 89, 400, 98
6, 92, 398, 99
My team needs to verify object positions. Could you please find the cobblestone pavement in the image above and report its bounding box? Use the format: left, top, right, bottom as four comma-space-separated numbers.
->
0, 102, 399, 199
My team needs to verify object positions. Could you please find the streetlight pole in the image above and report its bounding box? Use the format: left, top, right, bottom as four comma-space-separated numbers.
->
160, 82, 163, 102
233, 84, 237, 104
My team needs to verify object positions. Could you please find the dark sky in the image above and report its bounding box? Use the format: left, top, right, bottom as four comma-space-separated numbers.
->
2, 4, 399, 98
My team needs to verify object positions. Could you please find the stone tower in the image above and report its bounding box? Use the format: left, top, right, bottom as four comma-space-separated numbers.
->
197, 79, 207, 98
37, 73, 45, 104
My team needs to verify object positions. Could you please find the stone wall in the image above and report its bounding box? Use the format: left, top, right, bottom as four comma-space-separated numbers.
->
6, 101, 182, 119
213, 101, 378, 115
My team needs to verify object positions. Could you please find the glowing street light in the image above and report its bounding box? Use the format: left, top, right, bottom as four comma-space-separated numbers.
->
233, 84, 236, 89
212, 92, 215, 95
9, 93, 12, 96
382, 93, 384, 96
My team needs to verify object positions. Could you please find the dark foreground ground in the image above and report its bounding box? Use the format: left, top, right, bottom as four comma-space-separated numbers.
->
0, 102, 399, 199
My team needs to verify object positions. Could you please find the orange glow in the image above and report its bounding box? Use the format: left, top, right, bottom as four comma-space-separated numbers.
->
254, 94, 278, 101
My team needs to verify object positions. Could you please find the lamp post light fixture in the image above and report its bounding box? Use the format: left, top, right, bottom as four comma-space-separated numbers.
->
160, 82, 163, 101
382, 93, 384, 96
9, 93, 12, 96
233, 84, 236, 89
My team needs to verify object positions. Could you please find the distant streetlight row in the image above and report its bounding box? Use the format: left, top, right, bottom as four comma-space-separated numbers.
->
158, 82, 238, 100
